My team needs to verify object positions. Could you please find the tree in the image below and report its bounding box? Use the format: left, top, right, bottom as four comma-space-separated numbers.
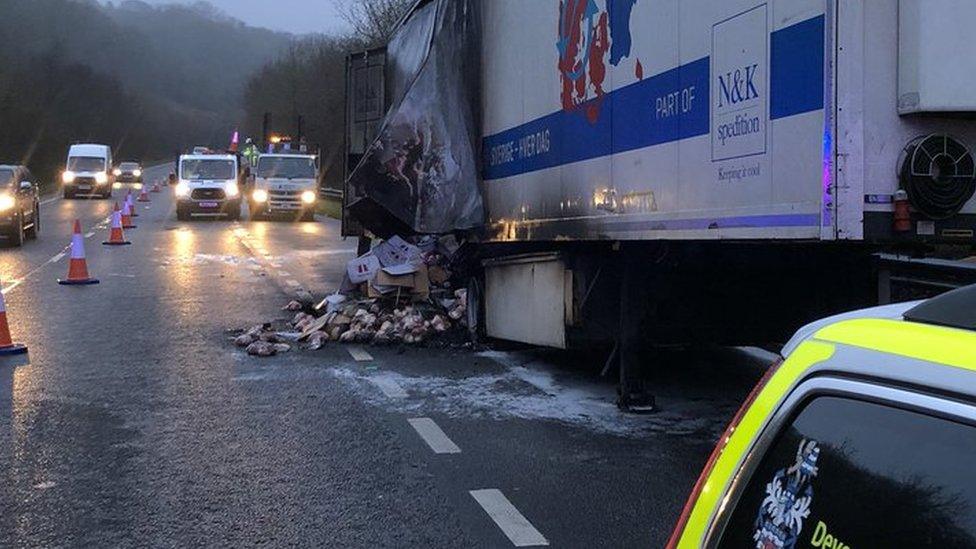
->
337, 0, 415, 47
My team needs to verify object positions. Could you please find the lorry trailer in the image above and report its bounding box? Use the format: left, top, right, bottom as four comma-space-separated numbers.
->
344, 0, 976, 407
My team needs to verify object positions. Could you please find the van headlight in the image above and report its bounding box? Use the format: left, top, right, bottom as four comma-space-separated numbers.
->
174, 182, 190, 197
113, 168, 122, 176
133, 169, 142, 177
0, 194, 15, 212
301, 190, 316, 204
252, 189, 268, 203
225, 182, 240, 198
62, 171, 76, 183
95, 172, 108, 184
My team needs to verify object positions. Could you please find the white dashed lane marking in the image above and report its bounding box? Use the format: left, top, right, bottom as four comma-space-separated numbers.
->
469, 489, 549, 547
50, 252, 66, 263
372, 377, 407, 399
347, 346, 373, 362
408, 418, 461, 454
84, 232, 95, 238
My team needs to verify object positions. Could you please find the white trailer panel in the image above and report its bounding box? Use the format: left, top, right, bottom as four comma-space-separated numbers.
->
480, 0, 976, 243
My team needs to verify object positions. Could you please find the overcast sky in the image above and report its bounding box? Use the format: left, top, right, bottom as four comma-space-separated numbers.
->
123, 0, 349, 35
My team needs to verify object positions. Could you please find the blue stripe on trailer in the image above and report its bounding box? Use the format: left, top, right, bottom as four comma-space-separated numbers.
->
482, 14, 825, 181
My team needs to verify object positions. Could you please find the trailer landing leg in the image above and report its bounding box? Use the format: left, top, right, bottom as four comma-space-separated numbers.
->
617, 247, 656, 413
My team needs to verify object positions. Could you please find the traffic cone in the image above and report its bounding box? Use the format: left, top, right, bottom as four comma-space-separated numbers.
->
138, 185, 151, 202
58, 220, 100, 285
151, 182, 161, 193
0, 281, 28, 355
103, 203, 131, 246
121, 201, 137, 229
126, 191, 139, 217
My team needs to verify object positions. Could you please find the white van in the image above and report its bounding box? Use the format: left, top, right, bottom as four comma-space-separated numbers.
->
174, 154, 242, 221
62, 144, 113, 199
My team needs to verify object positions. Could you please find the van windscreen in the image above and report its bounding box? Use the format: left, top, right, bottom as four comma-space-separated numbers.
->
181, 159, 235, 180
68, 157, 105, 172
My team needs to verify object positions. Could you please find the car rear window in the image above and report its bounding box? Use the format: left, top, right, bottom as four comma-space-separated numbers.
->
717, 396, 976, 548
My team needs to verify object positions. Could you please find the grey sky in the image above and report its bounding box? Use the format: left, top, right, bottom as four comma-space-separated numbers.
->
124, 0, 349, 35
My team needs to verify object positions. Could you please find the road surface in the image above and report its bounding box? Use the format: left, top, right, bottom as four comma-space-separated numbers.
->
0, 165, 767, 547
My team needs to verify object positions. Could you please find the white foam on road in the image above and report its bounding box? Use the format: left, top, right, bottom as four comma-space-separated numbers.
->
408, 418, 461, 454
370, 375, 407, 399
470, 489, 548, 547
328, 352, 725, 438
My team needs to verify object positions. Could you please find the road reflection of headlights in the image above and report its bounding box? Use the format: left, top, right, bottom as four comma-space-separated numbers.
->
0, 194, 16, 212
134, 183, 143, 190
113, 182, 123, 189
62, 171, 76, 183
133, 169, 142, 177
301, 190, 316, 204
252, 189, 268, 203
95, 172, 108, 184
225, 182, 240, 198
175, 182, 190, 197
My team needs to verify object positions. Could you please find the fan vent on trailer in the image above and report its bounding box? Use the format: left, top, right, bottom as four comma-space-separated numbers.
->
899, 134, 976, 220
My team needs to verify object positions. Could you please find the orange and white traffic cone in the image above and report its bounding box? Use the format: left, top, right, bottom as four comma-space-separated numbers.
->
126, 191, 139, 217
103, 203, 131, 246
138, 185, 151, 202
0, 281, 27, 355
121, 201, 137, 229
58, 220, 100, 286
151, 182, 161, 193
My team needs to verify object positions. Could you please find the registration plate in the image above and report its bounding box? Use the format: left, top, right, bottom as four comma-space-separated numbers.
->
199, 201, 219, 208
78, 185, 91, 191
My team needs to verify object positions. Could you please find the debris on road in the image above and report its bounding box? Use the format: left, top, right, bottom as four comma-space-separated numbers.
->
236, 234, 474, 356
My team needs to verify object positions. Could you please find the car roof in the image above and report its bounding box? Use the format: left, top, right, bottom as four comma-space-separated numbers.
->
781, 300, 921, 357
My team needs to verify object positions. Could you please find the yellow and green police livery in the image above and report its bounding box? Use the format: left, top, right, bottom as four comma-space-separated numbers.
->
668, 284, 976, 548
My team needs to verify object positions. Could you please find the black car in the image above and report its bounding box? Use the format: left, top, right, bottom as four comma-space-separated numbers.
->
0, 165, 40, 246
114, 162, 143, 185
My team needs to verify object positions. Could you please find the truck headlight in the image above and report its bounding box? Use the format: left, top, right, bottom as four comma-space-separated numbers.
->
252, 189, 268, 203
62, 171, 76, 183
95, 172, 108, 184
0, 194, 15, 212
225, 182, 240, 198
175, 182, 190, 197
301, 190, 316, 204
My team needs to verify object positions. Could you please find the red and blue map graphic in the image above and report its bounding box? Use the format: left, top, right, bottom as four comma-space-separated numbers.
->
558, 0, 639, 122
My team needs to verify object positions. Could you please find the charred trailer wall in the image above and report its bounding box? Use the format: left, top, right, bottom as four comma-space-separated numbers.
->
345, 0, 485, 237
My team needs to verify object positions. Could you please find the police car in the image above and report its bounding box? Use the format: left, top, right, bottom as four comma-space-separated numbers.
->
668, 285, 976, 548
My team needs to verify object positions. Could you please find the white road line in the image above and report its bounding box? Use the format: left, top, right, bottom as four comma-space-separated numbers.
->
408, 418, 461, 454
285, 279, 302, 287
469, 490, 549, 547
39, 196, 60, 206
278, 271, 292, 277
372, 377, 407, 399
50, 252, 66, 263
347, 346, 373, 362
84, 232, 95, 238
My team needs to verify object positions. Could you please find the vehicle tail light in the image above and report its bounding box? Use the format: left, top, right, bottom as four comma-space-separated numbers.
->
665, 357, 782, 548
893, 189, 911, 233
